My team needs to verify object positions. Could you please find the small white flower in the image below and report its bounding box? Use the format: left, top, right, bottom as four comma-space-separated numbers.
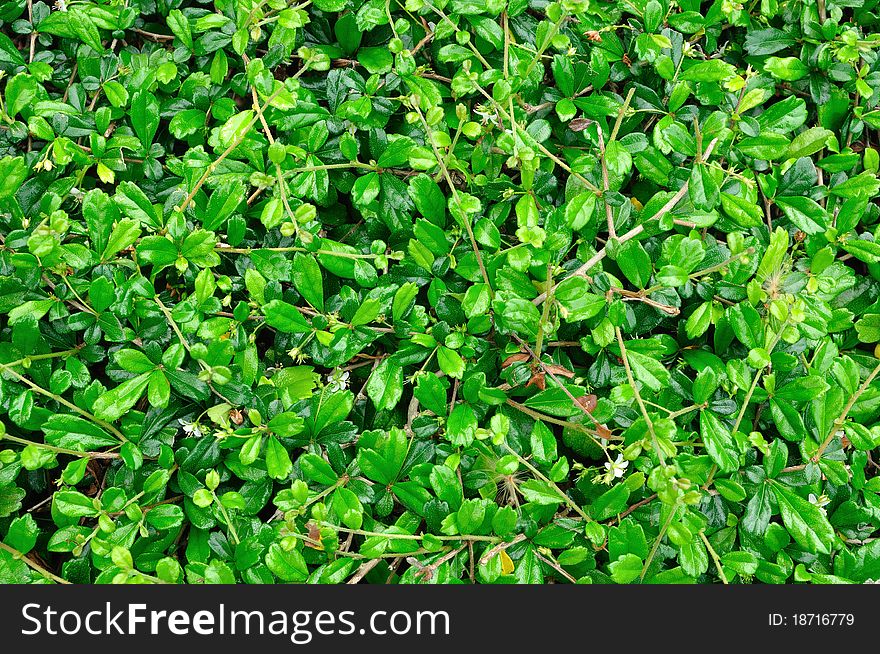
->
809, 493, 830, 515
325, 368, 350, 392
179, 420, 203, 438
604, 454, 629, 480
473, 105, 498, 125
53, 0, 67, 10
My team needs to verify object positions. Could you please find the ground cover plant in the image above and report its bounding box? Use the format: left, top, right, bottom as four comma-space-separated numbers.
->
0, 0, 879, 585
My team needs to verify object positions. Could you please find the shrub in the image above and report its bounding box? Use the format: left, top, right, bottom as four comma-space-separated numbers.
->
0, 0, 879, 585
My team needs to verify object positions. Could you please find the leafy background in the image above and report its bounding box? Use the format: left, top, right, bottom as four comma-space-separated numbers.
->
0, 0, 879, 584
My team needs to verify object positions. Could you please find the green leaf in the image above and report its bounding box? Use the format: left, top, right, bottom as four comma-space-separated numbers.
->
203, 181, 245, 231
737, 133, 791, 160
350, 298, 381, 326
146, 505, 185, 530
493, 297, 541, 339
102, 219, 141, 261
92, 373, 151, 422
555, 277, 605, 321
844, 239, 880, 264
299, 453, 338, 485
167, 9, 193, 49
616, 241, 652, 288
0, 486, 25, 519
4, 514, 39, 554
774, 376, 830, 402
700, 410, 739, 472
764, 57, 809, 81
520, 480, 563, 506
757, 227, 788, 284
609, 553, 643, 583
408, 174, 446, 226
770, 481, 836, 555
680, 59, 736, 82
591, 484, 630, 520
447, 403, 477, 447
218, 110, 255, 148
366, 359, 403, 411
54, 491, 99, 518
689, 164, 720, 210
265, 543, 308, 581
625, 350, 670, 393
136, 236, 178, 268
131, 91, 160, 150
290, 254, 324, 311
116, 181, 159, 227
263, 300, 312, 333
437, 346, 465, 379
265, 436, 293, 480
461, 283, 490, 318
775, 196, 828, 234
786, 128, 833, 160
42, 415, 118, 450
727, 303, 763, 350
169, 109, 205, 138
720, 193, 763, 227
0, 156, 27, 199
855, 314, 880, 343
414, 373, 448, 417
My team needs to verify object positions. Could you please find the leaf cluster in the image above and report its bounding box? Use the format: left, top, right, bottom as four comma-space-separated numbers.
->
1, 0, 880, 585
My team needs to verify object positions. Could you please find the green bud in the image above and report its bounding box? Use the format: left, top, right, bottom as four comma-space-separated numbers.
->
268, 141, 287, 164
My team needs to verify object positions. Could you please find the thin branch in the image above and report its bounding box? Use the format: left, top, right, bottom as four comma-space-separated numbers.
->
479, 533, 527, 565
0, 542, 69, 584
533, 138, 718, 306
615, 327, 665, 466
813, 358, 880, 462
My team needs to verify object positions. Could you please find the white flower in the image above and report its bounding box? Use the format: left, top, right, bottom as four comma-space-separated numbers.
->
53, 0, 67, 10
809, 493, 830, 515
604, 454, 629, 480
179, 420, 203, 438
325, 369, 350, 392
473, 105, 498, 125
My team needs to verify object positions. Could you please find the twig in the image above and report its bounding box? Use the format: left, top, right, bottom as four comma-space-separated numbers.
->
510, 334, 604, 431
700, 531, 729, 585
348, 558, 380, 584
133, 28, 175, 42
408, 546, 465, 581
532, 138, 718, 305
503, 444, 592, 522
479, 533, 527, 565
609, 493, 658, 523
813, 358, 880, 462
615, 327, 664, 466
505, 399, 618, 440
177, 85, 286, 214
0, 363, 128, 443
0, 542, 69, 584
534, 550, 578, 584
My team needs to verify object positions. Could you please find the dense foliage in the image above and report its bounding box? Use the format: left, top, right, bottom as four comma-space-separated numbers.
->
0, 0, 879, 585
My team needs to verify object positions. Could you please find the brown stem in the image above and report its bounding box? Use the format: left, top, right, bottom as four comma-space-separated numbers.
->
479, 533, 527, 565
